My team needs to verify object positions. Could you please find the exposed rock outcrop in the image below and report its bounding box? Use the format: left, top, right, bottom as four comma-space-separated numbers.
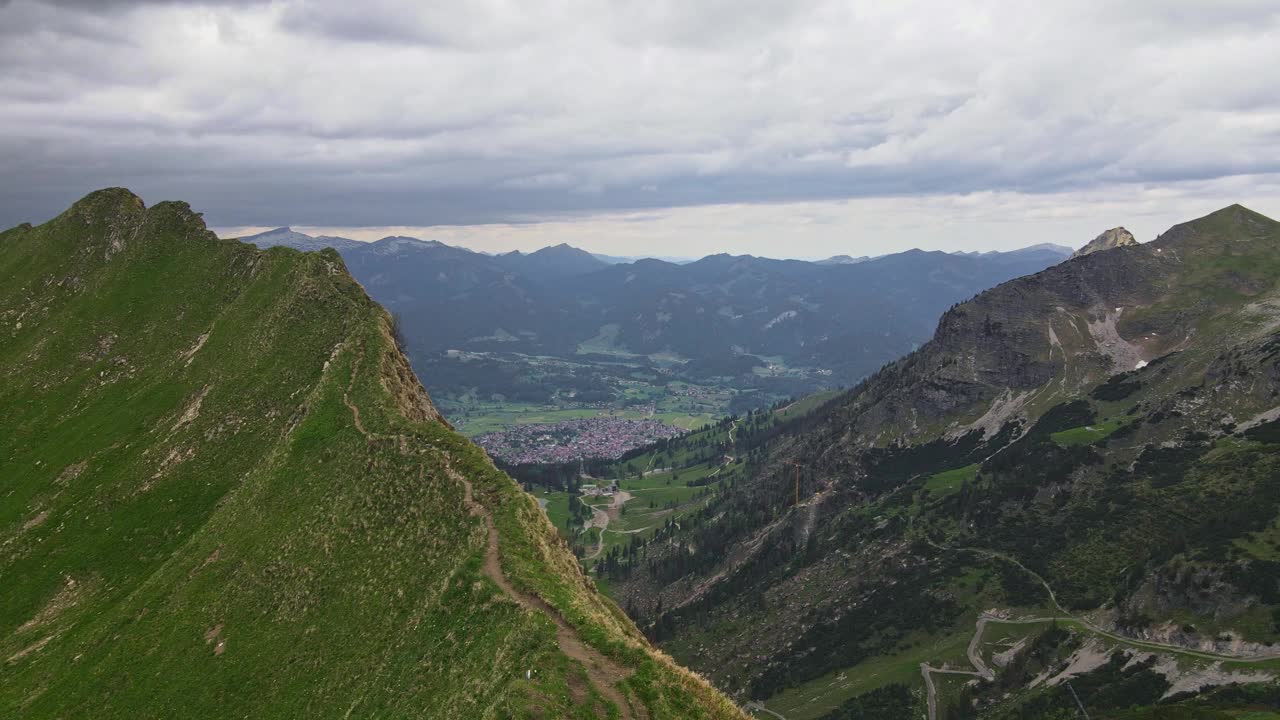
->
1071, 227, 1138, 259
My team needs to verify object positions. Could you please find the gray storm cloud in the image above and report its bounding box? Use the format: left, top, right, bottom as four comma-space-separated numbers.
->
0, 0, 1278, 244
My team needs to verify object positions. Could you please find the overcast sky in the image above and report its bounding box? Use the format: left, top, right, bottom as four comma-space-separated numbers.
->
2, 0, 1278, 258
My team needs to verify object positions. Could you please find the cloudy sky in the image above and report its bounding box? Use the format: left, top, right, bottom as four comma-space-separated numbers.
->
2, 0, 1278, 258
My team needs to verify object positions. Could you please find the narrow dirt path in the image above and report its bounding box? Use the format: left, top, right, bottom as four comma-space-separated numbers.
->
343, 384, 371, 440
450, 467, 647, 720
706, 453, 735, 481
342, 348, 388, 445
340, 354, 646, 719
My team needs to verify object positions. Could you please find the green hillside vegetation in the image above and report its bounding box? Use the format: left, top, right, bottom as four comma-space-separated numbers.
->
1048, 417, 1125, 446
0, 189, 746, 719
924, 464, 979, 497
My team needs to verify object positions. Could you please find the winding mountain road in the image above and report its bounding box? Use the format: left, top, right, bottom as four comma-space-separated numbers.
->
939, 543, 1280, 663
583, 490, 634, 560
917, 541, 1280, 720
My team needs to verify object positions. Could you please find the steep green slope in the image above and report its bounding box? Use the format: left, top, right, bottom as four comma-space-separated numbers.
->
0, 189, 746, 719
591, 206, 1280, 716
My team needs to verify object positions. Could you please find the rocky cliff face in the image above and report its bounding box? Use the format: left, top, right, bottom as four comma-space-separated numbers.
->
1070, 226, 1138, 258
817, 206, 1277, 450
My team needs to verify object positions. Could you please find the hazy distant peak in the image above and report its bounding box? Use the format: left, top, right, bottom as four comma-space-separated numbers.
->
528, 242, 594, 258
816, 254, 871, 265
239, 226, 363, 252
245, 226, 301, 240
951, 243, 1073, 258
493, 241, 609, 279
1021, 242, 1075, 254
1071, 227, 1137, 259
593, 253, 696, 264
366, 235, 448, 255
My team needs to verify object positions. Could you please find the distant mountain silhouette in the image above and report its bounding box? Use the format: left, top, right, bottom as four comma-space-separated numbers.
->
243, 229, 1072, 391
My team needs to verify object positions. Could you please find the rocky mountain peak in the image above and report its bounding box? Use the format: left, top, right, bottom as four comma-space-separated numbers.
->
1071, 227, 1138, 259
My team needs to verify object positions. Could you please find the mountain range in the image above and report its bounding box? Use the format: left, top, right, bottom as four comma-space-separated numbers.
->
241, 227, 1074, 412
0, 189, 746, 719
581, 205, 1280, 718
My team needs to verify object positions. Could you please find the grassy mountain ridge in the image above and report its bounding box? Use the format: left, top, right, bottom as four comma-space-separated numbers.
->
584, 205, 1280, 716
0, 189, 746, 719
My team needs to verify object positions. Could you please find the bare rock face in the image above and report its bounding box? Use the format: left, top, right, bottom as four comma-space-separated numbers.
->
1071, 227, 1138, 259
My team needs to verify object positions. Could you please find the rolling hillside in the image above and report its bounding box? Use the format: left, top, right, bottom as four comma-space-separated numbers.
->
0, 189, 747, 719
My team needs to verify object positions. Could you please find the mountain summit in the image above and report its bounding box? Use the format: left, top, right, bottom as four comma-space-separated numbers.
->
1070, 226, 1137, 258
0, 189, 745, 719
496, 242, 609, 280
